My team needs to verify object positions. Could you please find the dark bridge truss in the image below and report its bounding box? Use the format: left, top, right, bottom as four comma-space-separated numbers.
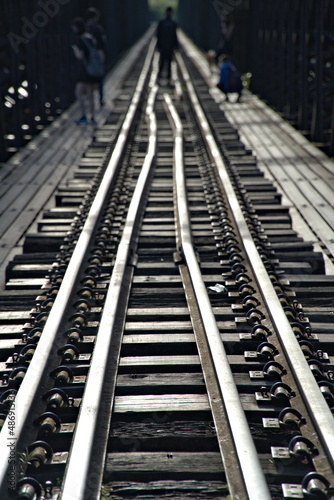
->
179, 0, 334, 157
0, 0, 149, 162
1, 0, 334, 161
249, 0, 334, 156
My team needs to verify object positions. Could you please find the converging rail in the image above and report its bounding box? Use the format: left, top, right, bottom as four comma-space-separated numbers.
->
0, 32, 333, 500
164, 92, 269, 499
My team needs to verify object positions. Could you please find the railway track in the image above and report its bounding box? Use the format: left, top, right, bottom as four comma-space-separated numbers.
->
0, 34, 333, 500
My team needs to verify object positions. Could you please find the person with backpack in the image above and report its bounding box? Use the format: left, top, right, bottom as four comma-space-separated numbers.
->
217, 54, 243, 102
85, 7, 107, 106
156, 6, 178, 86
71, 17, 103, 125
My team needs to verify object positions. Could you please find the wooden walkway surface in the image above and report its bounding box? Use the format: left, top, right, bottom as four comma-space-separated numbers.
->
221, 93, 334, 261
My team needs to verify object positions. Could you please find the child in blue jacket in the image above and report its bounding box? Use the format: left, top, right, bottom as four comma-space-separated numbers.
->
217, 55, 242, 102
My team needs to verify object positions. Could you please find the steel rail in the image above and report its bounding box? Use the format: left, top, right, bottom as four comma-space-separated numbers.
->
0, 38, 157, 491
163, 92, 271, 500
60, 84, 158, 500
176, 52, 334, 471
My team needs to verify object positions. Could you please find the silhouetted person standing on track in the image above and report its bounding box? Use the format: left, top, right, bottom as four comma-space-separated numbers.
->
85, 7, 107, 105
157, 6, 178, 85
71, 17, 100, 125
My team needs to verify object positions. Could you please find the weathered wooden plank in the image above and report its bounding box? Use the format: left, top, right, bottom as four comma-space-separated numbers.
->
0, 325, 25, 335
105, 450, 307, 481
0, 311, 31, 322
132, 275, 228, 284
118, 355, 271, 371
105, 452, 223, 475
122, 333, 195, 344
126, 307, 239, 320
119, 355, 201, 367
8, 264, 51, 278
117, 373, 204, 386
125, 321, 237, 332
5, 278, 48, 289
101, 480, 229, 499
114, 394, 210, 413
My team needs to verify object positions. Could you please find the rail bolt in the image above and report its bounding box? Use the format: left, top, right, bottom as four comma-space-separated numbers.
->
35, 412, 61, 436
89, 255, 103, 266
43, 388, 68, 409
44, 480, 54, 498
0, 413, 7, 430
251, 324, 271, 340
318, 381, 334, 406
55, 263, 68, 275
242, 295, 260, 310
229, 252, 243, 264
235, 273, 252, 286
74, 299, 91, 314
19, 344, 37, 363
16, 477, 42, 499
27, 441, 53, 468
85, 265, 101, 277
95, 231, 108, 242
290, 322, 306, 339
52, 273, 64, 286
270, 279, 283, 292
34, 313, 49, 327
69, 312, 87, 328
102, 216, 113, 225
289, 436, 317, 461
238, 283, 256, 297
27, 328, 43, 344
46, 286, 60, 298
231, 263, 246, 275
302, 472, 331, 498
263, 361, 285, 380
246, 308, 265, 325
278, 293, 290, 307
257, 342, 277, 360
225, 243, 241, 254
90, 246, 105, 257
95, 237, 108, 247
308, 359, 326, 380
59, 344, 80, 362
283, 306, 297, 321
12, 352, 19, 363
270, 382, 294, 403
98, 225, 111, 235
278, 407, 305, 428
50, 365, 74, 385
77, 287, 94, 300
40, 298, 55, 311
65, 327, 84, 344
81, 275, 97, 288
216, 201, 226, 211
223, 236, 238, 248
8, 367, 27, 388
0, 389, 17, 408
299, 340, 316, 360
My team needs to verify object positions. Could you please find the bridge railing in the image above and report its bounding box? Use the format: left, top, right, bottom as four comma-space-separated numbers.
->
0, 0, 150, 163
177, 0, 334, 157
